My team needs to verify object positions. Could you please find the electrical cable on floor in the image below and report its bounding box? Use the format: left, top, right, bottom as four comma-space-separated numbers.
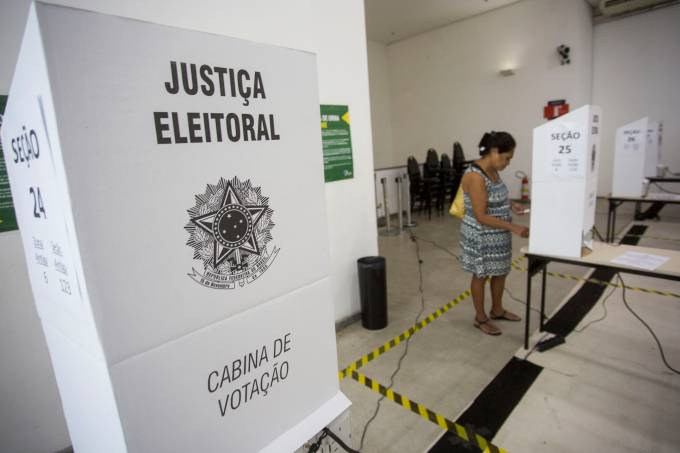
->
503, 287, 547, 320
413, 236, 461, 261
307, 428, 360, 453
652, 182, 680, 195
323, 428, 360, 453
357, 228, 427, 450
521, 332, 551, 361
593, 225, 621, 246
414, 235, 541, 319
617, 273, 680, 375
306, 430, 328, 453
592, 226, 606, 242
573, 283, 617, 333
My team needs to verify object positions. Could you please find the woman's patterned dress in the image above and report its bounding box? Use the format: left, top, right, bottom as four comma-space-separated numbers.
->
459, 164, 512, 277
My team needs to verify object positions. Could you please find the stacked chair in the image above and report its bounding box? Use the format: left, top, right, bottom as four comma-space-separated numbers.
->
423, 148, 445, 215
405, 143, 471, 220
452, 141, 470, 197
439, 153, 456, 204
406, 156, 432, 218
405, 150, 442, 219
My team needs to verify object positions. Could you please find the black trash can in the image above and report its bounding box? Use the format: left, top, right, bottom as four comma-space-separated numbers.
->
357, 256, 387, 330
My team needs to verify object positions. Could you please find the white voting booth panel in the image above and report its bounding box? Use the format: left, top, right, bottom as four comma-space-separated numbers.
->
612, 117, 648, 197
529, 105, 602, 258
612, 119, 664, 197
0, 3, 349, 452
645, 121, 662, 177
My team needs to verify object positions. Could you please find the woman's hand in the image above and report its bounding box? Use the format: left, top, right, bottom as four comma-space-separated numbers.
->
511, 202, 528, 215
512, 224, 530, 238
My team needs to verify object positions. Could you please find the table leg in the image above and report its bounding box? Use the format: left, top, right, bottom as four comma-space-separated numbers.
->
524, 257, 532, 350
611, 202, 617, 242
606, 200, 613, 242
540, 264, 547, 331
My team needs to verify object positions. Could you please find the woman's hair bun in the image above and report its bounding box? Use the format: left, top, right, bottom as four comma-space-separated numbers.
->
478, 131, 516, 156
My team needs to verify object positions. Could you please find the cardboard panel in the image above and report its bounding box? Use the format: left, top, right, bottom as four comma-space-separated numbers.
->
529, 105, 601, 257
35, 3, 331, 363
111, 278, 343, 452
644, 121, 661, 177
611, 117, 648, 197
1, 4, 346, 451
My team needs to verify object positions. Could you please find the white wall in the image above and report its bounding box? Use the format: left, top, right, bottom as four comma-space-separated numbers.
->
0, 1, 377, 451
592, 4, 680, 195
375, 0, 593, 197
367, 40, 395, 169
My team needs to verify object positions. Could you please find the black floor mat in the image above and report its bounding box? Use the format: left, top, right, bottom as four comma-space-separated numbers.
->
427, 225, 646, 452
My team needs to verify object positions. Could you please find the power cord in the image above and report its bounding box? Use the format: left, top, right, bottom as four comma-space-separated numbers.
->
592, 226, 605, 242
414, 236, 461, 262
573, 283, 617, 333
358, 228, 427, 450
618, 273, 680, 375
503, 287, 547, 320
521, 332, 551, 361
307, 428, 361, 453
324, 428, 360, 453
413, 235, 542, 319
592, 226, 621, 246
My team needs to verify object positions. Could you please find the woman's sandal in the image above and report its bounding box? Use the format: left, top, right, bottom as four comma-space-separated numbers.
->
474, 318, 501, 336
489, 309, 521, 322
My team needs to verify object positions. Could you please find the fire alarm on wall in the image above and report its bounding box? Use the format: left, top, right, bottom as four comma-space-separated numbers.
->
544, 99, 569, 120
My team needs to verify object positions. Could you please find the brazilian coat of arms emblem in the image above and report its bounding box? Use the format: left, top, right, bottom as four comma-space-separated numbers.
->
185, 177, 279, 289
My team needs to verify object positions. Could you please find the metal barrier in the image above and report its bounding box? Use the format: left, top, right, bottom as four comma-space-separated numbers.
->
379, 177, 398, 236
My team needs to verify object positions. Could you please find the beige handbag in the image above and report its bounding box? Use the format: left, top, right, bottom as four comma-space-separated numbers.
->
449, 186, 465, 219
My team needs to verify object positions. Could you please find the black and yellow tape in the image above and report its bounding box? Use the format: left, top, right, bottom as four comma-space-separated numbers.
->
349, 370, 508, 453
625, 234, 680, 243
339, 256, 526, 381
510, 255, 525, 268
338, 290, 471, 380
511, 258, 680, 300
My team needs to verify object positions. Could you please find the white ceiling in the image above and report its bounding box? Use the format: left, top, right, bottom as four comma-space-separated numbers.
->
365, 0, 522, 44
365, 0, 602, 45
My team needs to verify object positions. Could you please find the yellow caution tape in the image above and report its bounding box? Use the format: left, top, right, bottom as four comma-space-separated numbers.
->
338, 255, 527, 381
338, 289, 471, 380
336, 252, 672, 451
511, 257, 680, 299
625, 234, 680, 243
348, 370, 507, 453
338, 252, 676, 382
510, 255, 525, 268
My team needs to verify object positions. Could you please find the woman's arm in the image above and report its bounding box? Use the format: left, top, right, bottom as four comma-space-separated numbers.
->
463, 173, 529, 237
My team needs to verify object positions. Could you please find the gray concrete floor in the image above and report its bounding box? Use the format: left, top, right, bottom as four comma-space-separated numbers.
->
336, 199, 680, 452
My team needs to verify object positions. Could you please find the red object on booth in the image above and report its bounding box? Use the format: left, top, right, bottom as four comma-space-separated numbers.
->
543, 100, 569, 120
520, 175, 529, 202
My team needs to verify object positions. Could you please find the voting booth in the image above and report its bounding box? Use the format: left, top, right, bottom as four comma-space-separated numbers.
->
529, 105, 602, 258
645, 121, 662, 177
0, 3, 349, 452
612, 118, 664, 197
611, 117, 649, 197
